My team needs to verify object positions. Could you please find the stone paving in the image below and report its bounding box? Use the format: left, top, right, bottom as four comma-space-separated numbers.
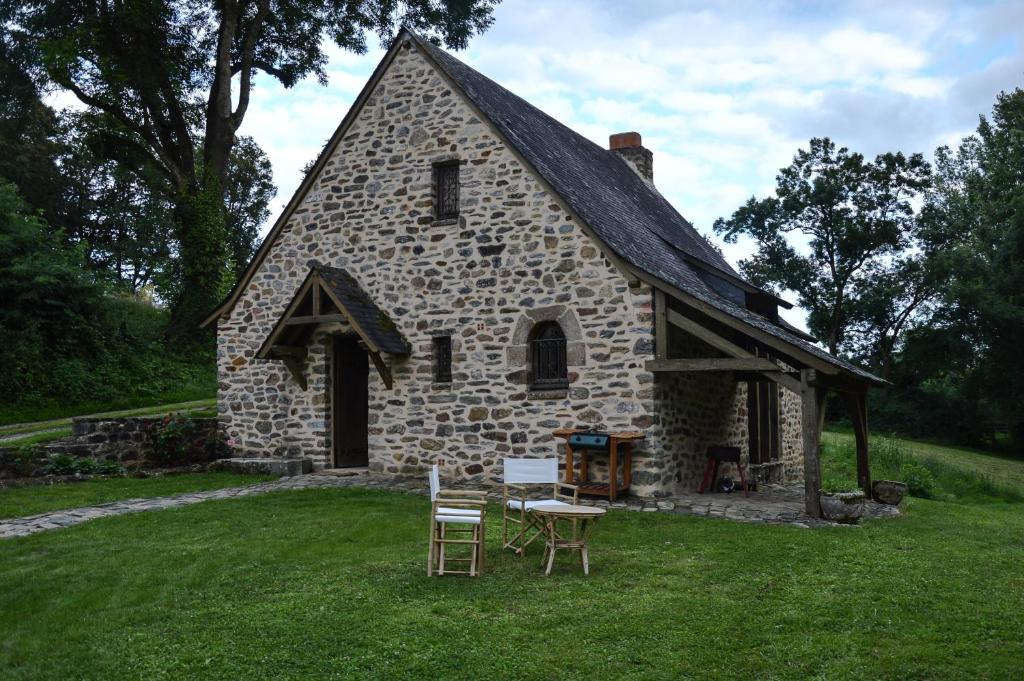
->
0, 470, 899, 539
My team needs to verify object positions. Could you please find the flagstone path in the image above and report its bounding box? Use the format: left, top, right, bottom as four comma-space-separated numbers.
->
0, 470, 899, 539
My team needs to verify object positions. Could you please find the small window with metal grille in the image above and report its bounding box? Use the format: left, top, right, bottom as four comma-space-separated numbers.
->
433, 335, 452, 383
433, 161, 460, 221
529, 321, 567, 390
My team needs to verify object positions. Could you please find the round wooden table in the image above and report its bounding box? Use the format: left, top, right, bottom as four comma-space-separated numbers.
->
530, 504, 607, 576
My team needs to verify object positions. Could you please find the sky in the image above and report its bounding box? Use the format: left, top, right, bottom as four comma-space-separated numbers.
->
239, 0, 1023, 330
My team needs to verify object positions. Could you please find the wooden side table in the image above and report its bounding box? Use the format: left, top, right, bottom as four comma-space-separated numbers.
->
531, 504, 606, 575
553, 429, 645, 501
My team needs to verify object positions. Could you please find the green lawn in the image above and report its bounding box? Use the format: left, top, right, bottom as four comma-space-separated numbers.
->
0, 472, 274, 520
1, 486, 1022, 680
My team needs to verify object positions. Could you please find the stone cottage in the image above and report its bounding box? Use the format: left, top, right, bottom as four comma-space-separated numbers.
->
203, 29, 883, 515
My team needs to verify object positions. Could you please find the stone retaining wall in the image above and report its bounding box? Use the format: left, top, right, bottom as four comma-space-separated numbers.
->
0, 417, 221, 471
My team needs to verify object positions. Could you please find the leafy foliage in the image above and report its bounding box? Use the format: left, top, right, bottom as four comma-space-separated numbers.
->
0, 181, 214, 414
3, 0, 499, 338
714, 137, 933, 373
146, 414, 229, 467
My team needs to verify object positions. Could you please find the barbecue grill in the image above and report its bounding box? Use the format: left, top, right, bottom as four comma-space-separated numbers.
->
567, 431, 610, 452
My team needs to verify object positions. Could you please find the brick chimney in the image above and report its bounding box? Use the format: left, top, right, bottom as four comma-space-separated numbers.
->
609, 132, 653, 184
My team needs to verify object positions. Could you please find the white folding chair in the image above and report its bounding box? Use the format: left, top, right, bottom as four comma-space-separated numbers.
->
427, 465, 488, 576
502, 458, 578, 555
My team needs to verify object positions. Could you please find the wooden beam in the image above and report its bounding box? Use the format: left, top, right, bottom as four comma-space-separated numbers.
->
285, 314, 348, 326
758, 370, 802, 394
282, 357, 308, 390
654, 289, 668, 360
848, 392, 871, 497
271, 345, 307, 359
368, 351, 393, 389
665, 308, 754, 359
800, 369, 825, 517
805, 370, 877, 394
646, 357, 780, 372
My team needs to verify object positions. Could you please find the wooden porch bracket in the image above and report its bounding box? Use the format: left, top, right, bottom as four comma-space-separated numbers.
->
665, 308, 752, 358
282, 357, 308, 390
654, 289, 668, 360
368, 351, 393, 390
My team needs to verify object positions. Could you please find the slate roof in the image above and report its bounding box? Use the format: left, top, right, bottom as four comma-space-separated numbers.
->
410, 32, 883, 385
316, 265, 410, 355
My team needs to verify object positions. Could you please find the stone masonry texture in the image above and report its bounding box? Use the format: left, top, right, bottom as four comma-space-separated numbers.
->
216, 40, 803, 497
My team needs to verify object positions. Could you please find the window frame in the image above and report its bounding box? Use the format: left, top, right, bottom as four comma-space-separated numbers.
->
528, 321, 568, 390
433, 335, 453, 383
432, 160, 461, 221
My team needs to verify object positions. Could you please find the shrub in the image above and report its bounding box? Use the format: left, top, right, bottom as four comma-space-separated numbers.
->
147, 414, 229, 467
42, 453, 78, 475
901, 463, 936, 499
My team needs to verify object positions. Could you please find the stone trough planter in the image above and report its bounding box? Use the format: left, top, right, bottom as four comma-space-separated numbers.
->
819, 490, 867, 524
872, 480, 908, 506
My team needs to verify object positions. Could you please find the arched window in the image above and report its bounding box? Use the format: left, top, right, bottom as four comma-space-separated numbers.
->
529, 321, 567, 389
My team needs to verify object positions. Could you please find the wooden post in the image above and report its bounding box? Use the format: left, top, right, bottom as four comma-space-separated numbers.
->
848, 391, 871, 497
654, 289, 668, 360
800, 369, 825, 517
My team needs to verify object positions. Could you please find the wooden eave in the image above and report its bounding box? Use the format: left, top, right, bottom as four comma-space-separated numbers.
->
644, 271, 886, 390
256, 268, 408, 390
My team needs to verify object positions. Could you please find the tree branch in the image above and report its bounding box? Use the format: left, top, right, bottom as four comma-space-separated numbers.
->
232, 0, 271, 127
60, 79, 186, 189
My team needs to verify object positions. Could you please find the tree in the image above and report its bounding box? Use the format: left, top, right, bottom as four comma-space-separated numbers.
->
913, 89, 1024, 446
713, 138, 932, 372
3, 0, 498, 339
224, 136, 275, 280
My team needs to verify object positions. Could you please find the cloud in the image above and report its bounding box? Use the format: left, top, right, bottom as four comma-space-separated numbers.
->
224, 0, 1023, 331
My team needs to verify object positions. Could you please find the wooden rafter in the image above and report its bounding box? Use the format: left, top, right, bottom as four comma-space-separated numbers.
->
646, 358, 781, 372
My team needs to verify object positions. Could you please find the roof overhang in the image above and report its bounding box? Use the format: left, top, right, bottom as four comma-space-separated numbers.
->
256, 264, 409, 390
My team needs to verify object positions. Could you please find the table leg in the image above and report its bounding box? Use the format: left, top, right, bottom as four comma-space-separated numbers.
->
609, 440, 619, 501
565, 442, 575, 484
624, 443, 632, 489
544, 517, 556, 575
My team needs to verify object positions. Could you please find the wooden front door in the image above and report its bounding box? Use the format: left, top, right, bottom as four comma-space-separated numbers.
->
332, 335, 369, 467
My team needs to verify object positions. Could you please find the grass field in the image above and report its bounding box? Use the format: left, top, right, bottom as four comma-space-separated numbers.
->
825, 429, 1024, 490
0, 393, 216, 430
821, 429, 1023, 504
0, 487, 1021, 680
0, 472, 275, 520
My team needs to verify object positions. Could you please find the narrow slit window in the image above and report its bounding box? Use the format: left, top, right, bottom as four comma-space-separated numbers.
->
433, 161, 460, 220
433, 335, 452, 383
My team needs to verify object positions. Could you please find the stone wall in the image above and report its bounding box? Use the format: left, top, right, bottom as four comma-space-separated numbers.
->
215, 38, 803, 497
56, 416, 221, 463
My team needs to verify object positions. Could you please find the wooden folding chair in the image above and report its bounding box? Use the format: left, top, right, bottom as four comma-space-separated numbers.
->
502, 458, 578, 555
427, 465, 488, 576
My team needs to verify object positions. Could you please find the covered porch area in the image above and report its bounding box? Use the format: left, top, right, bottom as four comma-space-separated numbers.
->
647, 287, 885, 518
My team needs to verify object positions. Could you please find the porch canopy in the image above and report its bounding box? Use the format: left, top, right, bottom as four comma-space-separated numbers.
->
256, 263, 410, 389
645, 287, 887, 519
